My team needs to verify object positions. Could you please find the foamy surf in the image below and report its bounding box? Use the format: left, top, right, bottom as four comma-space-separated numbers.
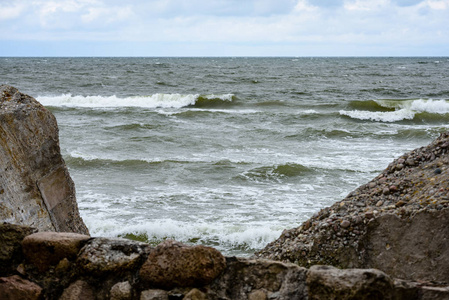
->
81, 216, 283, 255
37, 93, 235, 109
340, 99, 449, 122
339, 109, 415, 122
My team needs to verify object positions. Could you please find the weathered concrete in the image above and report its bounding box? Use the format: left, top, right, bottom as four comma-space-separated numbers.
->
307, 265, 396, 300
360, 209, 449, 283
256, 132, 449, 283
207, 257, 308, 300
0, 84, 88, 235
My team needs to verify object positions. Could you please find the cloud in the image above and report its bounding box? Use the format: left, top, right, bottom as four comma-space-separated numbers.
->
80, 6, 133, 24
343, 0, 390, 11
424, 0, 449, 9
29, 0, 133, 29
0, 2, 26, 21
392, 0, 423, 6
135, 0, 297, 17
0, 0, 448, 56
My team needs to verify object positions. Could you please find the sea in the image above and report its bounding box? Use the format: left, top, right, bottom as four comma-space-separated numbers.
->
1, 57, 448, 256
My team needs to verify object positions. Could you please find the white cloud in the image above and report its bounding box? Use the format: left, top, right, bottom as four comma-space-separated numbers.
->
293, 0, 319, 12
0, 0, 448, 55
343, 0, 390, 11
81, 6, 133, 24
423, 0, 449, 9
0, 2, 26, 21
36, 0, 86, 14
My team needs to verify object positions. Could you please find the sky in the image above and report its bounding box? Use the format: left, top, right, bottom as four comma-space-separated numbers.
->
0, 0, 448, 57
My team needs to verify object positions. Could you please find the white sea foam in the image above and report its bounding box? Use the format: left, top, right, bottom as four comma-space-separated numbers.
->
339, 109, 415, 122
376, 99, 449, 113
69, 150, 99, 161
204, 94, 234, 101
81, 216, 283, 255
407, 99, 449, 114
300, 109, 318, 115
341, 99, 449, 122
37, 93, 234, 109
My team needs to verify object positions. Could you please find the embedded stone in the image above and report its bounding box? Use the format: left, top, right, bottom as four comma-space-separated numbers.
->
389, 185, 398, 193
110, 281, 132, 300
22, 231, 90, 272
139, 240, 226, 289
140, 289, 169, 300
340, 220, 350, 229
405, 158, 415, 166
59, 280, 95, 300
248, 289, 267, 300
365, 211, 374, 219
0, 275, 42, 300
184, 288, 208, 300
77, 238, 151, 275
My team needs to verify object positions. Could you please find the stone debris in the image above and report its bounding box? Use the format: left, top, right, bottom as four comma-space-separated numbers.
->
0, 222, 447, 299
1, 221, 445, 299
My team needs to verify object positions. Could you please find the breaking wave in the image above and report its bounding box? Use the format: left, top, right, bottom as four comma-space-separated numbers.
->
37, 93, 235, 109
239, 163, 313, 183
340, 99, 449, 122
83, 218, 283, 256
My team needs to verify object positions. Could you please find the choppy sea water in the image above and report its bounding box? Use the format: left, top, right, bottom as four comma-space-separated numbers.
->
1, 57, 449, 256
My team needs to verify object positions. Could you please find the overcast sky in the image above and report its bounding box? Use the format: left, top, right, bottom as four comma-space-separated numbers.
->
1, 0, 448, 56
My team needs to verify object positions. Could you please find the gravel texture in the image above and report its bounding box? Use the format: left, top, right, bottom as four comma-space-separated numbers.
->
255, 132, 449, 279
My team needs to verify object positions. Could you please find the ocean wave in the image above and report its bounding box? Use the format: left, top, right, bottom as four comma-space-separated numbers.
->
193, 94, 236, 108
255, 100, 288, 107
65, 152, 249, 169
82, 218, 283, 256
239, 163, 313, 183
339, 109, 415, 122
169, 108, 259, 117
37, 93, 235, 109
341, 99, 449, 122
347, 100, 395, 112
65, 153, 187, 168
